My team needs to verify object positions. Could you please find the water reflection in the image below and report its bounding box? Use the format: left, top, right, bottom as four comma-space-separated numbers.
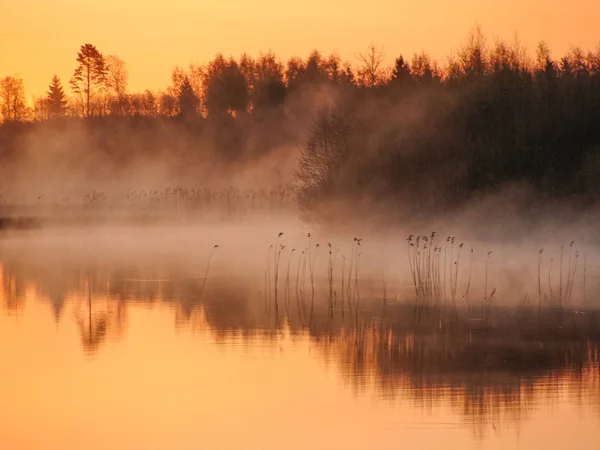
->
1, 260, 599, 441
1, 263, 28, 314
314, 324, 600, 436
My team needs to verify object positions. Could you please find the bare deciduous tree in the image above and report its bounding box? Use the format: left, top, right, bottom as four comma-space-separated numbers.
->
0, 76, 29, 122
105, 55, 128, 115
356, 43, 386, 87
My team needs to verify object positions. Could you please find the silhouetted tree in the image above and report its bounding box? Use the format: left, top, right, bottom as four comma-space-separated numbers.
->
286, 51, 340, 90
33, 96, 50, 121
203, 55, 248, 118
339, 62, 355, 84
70, 43, 107, 117
357, 43, 386, 87
411, 52, 439, 84
322, 54, 341, 82
239, 53, 256, 94
159, 92, 178, 116
129, 90, 158, 117
489, 41, 518, 76
178, 77, 200, 118
252, 52, 286, 110
536, 42, 556, 75
46, 75, 68, 118
390, 55, 412, 87
304, 51, 325, 83
457, 27, 488, 80
169, 66, 187, 93
105, 55, 128, 115
285, 57, 307, 90
0, 76, 28, 122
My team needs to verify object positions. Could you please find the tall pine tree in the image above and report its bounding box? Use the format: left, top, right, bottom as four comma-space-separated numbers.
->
47, 75, 67, 118
70, 44, 107, 117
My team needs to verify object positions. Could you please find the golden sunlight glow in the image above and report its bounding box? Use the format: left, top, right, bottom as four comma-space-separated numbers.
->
1, 0, 599, 98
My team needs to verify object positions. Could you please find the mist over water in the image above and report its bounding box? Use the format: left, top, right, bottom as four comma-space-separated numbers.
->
1, 220, 600, 450
3, 29, 600, 450
3, 156, 600, 449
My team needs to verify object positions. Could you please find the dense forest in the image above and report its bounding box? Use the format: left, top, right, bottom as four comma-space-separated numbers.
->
2, 29, 600, 225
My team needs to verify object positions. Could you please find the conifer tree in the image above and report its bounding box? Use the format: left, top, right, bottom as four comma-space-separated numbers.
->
47, 75, 68, 118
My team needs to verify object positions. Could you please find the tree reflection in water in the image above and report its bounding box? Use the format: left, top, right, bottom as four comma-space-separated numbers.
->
1, 260, 599, 436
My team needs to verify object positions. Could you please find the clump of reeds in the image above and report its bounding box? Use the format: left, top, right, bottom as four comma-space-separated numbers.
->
540, 241, 580, 311
408, 232, 455, 324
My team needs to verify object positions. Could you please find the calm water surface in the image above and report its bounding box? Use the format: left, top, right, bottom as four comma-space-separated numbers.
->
0, 227, 599, 450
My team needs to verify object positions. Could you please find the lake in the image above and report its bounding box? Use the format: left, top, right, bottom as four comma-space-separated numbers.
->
1, 224, 599, 450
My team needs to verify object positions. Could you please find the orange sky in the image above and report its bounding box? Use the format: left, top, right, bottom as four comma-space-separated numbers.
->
1, 0, 599, 98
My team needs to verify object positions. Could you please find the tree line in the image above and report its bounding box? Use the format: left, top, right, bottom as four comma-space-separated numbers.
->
2, 30, 598, 123
3, 29, 600, 225
295, 30, 600, 224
